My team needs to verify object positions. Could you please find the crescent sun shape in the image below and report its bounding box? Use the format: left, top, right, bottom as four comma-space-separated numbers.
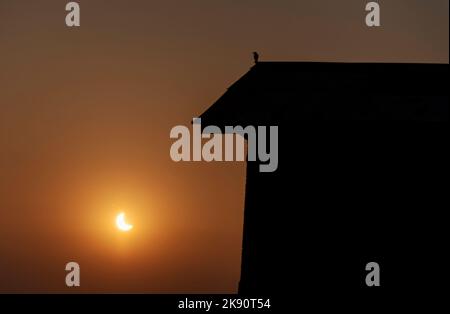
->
116, 212, 133, 231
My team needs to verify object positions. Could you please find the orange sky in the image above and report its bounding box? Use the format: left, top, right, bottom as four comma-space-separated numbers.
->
0, 0, 448, 293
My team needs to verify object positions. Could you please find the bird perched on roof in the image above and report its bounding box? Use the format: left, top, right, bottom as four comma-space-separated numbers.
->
253, 52, 259, 64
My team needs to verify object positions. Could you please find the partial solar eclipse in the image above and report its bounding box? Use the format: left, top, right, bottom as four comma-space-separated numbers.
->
116, 212, 133, 232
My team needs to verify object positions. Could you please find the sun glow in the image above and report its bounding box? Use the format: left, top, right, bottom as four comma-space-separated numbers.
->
116, 212, 133, 232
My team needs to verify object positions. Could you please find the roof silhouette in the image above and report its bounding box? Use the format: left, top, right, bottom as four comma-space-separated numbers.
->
200, 61, 448, 128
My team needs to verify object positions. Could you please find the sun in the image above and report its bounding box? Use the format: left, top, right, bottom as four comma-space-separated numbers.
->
116, 212, 133, 232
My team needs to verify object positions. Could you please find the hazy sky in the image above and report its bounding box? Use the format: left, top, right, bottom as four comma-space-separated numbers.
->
0, 0, 448, 292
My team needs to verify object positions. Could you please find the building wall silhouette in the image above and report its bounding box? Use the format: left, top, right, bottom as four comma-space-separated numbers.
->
200, 62, 448, 294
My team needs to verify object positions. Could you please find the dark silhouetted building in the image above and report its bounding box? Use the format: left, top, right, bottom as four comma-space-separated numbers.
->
199, 62, 448, 295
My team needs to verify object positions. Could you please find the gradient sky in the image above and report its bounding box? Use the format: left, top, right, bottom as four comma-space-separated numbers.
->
0, 0, 448, 293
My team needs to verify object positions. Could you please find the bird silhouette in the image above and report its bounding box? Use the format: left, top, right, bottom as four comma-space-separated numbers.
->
253, 52, 259, 64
